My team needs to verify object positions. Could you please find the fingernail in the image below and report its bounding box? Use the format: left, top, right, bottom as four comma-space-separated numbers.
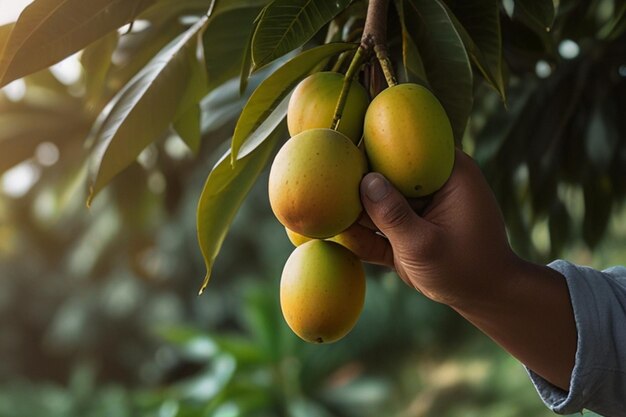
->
364, 173, 389, 202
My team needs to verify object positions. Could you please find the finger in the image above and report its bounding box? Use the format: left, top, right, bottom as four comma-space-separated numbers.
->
361, 199, 431, 231
360, 173, 432, 247
357, 211, 379, 231
335, 223, 394, 267
408, 196, 432, 216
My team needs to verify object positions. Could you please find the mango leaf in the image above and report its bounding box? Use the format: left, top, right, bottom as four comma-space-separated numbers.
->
174, 105, 201, 153
406, 0, 473, 143
140, 0, 268, 22
201, 80, 250, 134
251, 0, 352, 70
514, 0, 555, 32
87, 16, 209, 206
196, 127, 283, 293
108, 17, 186, 92
442, 0, 506, 100
0, 0, 155, 87
231, 42, 356, 161
237, 95, 289, 160
81, 31, 119, 108
138, 0, 207, 24
0, 24, 14, 57
203, 6, 262, 91
394, 0, 427, 84
198, 59, 279, 137
173, 40, 208, 153
240, 8, 265, 95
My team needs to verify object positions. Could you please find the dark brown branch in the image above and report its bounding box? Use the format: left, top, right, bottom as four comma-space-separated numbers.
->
360, 0, 397, 87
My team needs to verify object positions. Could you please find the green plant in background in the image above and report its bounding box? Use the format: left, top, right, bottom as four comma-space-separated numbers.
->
0, 0, 624, 416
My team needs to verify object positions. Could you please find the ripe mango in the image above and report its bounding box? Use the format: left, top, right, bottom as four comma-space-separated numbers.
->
285, 227, 312, 247
363, 83, 455, 197
269, 128, 367, 239
280, 240, 365, 343
288, 72, 369, 143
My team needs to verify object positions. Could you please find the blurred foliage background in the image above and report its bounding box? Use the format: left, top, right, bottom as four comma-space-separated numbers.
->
0, 0, 624, 416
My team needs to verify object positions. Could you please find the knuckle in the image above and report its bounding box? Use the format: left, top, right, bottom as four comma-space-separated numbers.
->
379, 199, 412, 231
414, 227, 444, 258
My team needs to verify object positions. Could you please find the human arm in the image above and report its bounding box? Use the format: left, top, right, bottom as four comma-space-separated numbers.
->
349, 150, 626, 415
349, 149, 577, 391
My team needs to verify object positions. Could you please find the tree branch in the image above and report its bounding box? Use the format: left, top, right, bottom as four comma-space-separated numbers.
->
330, 0, 396, 133
361, 0, 397, 87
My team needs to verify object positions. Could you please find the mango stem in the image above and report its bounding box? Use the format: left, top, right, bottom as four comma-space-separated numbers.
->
360, 0, 397, 89
330, 46, 366, 131
375, 45, 398, 87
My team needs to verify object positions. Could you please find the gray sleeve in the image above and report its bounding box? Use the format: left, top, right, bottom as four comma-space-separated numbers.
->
525, 260, 626, 416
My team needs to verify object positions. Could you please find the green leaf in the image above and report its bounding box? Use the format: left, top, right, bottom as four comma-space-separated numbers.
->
174, 105, 201, 153
0, 0, 155, 87
406, 0, 473, 143
514, 0, 555, 33
203, 6, 262, 91
138, 0, 208, 24
173, 40, 208, 154
87, 16, 210, 206
237, 95, 289, 160
81, 31, 119, 108
140, 0, 269, 22
108, 18, 186, 92
196, 127, 282, 292
395, 0, 428, 84
442, 0, 506, 100
231, 42, 356, 161
201, 79, 250, 134
239, 9, 265, 95
251, 0, 353, 70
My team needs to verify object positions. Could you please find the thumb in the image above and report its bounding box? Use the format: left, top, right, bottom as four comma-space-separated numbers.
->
360, 173, 426, 245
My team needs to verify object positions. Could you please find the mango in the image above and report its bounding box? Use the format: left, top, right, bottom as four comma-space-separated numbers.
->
363, 83, 455, 197
288, 72, 369, 143
269, 128, 367, 238
280, 240, 365, 343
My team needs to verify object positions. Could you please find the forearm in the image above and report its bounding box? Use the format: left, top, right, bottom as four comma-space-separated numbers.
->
450, 257, 577, 391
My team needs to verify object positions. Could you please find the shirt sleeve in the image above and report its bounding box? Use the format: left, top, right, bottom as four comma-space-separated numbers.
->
525, 260, 626, 416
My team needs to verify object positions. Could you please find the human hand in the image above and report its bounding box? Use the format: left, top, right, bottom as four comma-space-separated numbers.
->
349, 149, 576, 390
350, 149, 521, 308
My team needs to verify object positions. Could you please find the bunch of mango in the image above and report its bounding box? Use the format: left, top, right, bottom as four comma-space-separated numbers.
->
270, 72, 455, 343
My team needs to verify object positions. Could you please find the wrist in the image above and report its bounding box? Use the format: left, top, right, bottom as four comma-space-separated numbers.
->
446, 252, 530, 315
445, 254, 576, 391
